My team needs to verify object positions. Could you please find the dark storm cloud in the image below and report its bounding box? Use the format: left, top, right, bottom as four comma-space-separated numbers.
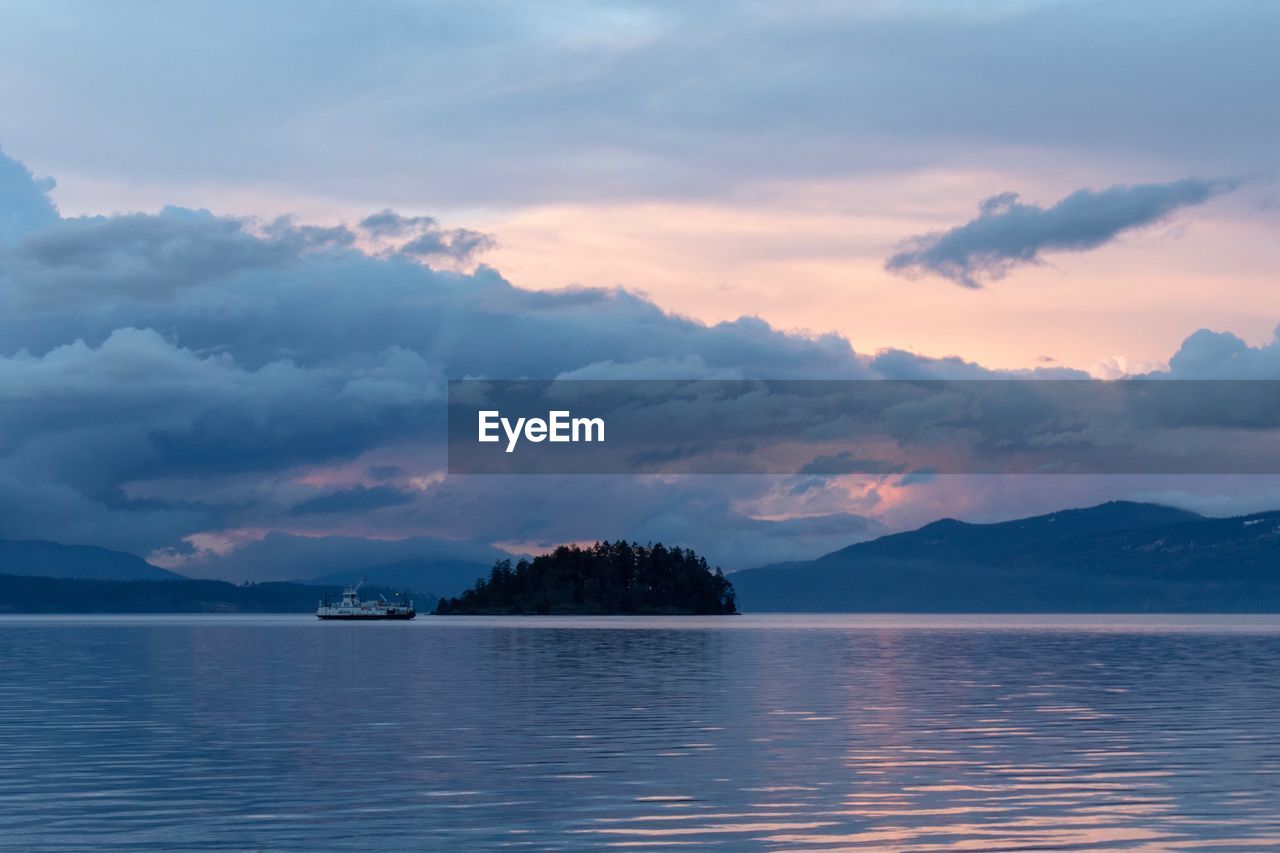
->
0, 149, 882, 565
7, 208, 353, 298
290, 485, 415, 515
797, 453, 904, 477
885, 179, 1239, 288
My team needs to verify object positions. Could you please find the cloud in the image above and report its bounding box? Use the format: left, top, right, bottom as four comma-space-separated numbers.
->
5, 4, 1279, 207
1162, 326, 1280, 379
885, 179, 1239, 288
358, 210, 439, 238
8, 208, 353, 298
290, 485, 415, 515
359, 209, 495, 262
3, 149, 1279, 577
797, 453, 904, 476
0, 147, 59, 243
868, 347, 1088, 379
166, 531, 510, 583
0, 149, 886, 569
896, 469, 937, 486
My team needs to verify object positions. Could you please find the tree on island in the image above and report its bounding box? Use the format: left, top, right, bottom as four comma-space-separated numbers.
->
435, 541, 737, 615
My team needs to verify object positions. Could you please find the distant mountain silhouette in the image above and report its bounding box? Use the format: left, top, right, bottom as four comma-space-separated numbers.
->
303, 558, 491, 598
12, 499, 1280, 613
731, 501, 1280, 612
0, 539, 182, 581
0, 573, 431, 614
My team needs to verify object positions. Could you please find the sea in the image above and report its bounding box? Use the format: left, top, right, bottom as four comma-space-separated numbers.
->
1, 614, 1278, 851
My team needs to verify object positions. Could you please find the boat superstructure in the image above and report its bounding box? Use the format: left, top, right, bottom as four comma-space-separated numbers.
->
316, 580, 415, 620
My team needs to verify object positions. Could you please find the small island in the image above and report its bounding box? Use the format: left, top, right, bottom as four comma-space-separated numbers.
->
435, 541, 737, 615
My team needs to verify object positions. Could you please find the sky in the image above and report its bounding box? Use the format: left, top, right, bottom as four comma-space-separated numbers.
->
2, 0, 1279, 579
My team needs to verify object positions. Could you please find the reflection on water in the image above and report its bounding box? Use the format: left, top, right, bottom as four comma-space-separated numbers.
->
1, 615, 1278, 850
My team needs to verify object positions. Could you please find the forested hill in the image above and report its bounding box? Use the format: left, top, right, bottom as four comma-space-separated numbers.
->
436, 541, 737, 615
730, 501, 1280, 612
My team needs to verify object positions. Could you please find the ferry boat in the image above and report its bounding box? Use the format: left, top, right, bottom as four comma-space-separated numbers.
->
316, 580, 416, 620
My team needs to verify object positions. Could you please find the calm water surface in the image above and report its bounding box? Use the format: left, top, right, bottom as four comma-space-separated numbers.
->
1, 614, 1279, 851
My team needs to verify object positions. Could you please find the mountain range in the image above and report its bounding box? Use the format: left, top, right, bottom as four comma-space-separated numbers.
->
0, 574, 368, 615
0, 539, 184, 581
730, 501, 1280, 612
0, 538, 482, 613
6, 500, 1280, 612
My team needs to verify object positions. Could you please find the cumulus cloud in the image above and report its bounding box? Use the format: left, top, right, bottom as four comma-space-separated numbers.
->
0, 149, 888, 570
885, 178, 1239, 288
1162, 326, 1280, 379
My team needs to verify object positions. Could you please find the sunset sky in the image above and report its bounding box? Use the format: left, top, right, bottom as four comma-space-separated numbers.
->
2, 0, 1279, 578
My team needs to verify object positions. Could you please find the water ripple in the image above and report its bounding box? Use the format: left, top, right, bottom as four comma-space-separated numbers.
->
0, 614, 1278, 850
